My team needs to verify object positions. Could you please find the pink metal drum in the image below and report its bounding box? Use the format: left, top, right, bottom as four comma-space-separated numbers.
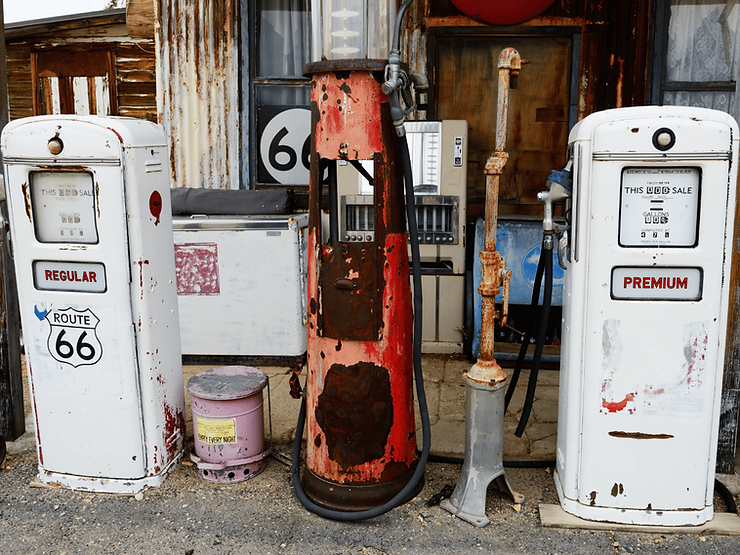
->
187, 366, 271, 483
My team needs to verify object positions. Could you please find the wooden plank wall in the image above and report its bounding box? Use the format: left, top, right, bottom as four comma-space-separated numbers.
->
5, 21, 156, 122
116, 42, 157, 122
6, 44, 33, 120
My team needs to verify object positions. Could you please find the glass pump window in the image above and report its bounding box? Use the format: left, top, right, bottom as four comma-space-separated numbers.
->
618, 167, 701, 248
30, 171, 99, 244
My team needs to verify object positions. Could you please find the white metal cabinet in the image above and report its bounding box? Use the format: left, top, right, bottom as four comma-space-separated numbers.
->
173, 214, 308, 358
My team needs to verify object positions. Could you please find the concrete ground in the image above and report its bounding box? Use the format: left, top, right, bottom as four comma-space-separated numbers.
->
3, 353, 740, 554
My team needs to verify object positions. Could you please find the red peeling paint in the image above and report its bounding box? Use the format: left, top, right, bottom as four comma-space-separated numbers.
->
134, 260, 150, 299
174, 243, 220, 295
162, 400, 185, 461
602, 394, 634, 413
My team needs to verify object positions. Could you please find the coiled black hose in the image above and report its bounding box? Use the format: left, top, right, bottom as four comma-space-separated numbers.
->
290, 132, 430, 521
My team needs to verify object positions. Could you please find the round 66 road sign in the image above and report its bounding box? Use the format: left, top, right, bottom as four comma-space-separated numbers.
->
259, 107, 311, 185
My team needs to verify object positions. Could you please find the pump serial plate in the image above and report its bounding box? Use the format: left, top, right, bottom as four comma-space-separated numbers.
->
611, 266, 702, 300
619, 168, 700, 247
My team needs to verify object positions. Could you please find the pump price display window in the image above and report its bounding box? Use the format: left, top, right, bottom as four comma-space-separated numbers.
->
619, 167, 700, 247
30, 171, 99, 244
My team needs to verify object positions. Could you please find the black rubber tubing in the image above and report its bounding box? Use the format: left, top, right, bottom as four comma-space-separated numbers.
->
715, 478, 738, 514
504, 241, 547, 411
290, 132, 431, 521
514, 237, 553, 438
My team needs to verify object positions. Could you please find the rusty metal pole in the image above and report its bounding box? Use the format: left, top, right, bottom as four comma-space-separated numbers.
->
441, 47, 523, 527
468, 47, 520, 386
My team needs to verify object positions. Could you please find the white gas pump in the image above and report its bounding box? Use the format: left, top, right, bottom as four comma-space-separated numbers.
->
2, 115, 185, 493
553, 106, 739, 526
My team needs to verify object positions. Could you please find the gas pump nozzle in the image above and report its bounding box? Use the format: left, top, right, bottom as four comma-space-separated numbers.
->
538, 160, 573, 269
538, 160, 572, 233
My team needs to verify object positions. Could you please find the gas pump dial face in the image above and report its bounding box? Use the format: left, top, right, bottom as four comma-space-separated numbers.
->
30, 171, 99, 244
618, 167, 700, 247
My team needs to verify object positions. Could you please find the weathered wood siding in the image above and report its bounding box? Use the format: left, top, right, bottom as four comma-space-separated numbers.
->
6, 44, 32, 120
5, 13, 157, 122
116, 43, 157, 121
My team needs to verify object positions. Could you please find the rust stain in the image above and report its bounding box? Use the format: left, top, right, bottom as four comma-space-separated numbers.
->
21, 182, 32, 223
95, 181, 100, 219
380, 460, 415, 483
589, 491, 597, 506
609, 431, 674, 440
162, 400, 185, 462
134, 259, 150, 299
106, 126, 125, 144
315, 362, 393, 469
610, 483, 624, 497
319, 241, 379, 341
289, 365, 303, 399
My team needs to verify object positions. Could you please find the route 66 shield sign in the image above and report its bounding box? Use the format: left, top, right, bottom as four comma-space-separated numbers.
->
46, 307, 103, 367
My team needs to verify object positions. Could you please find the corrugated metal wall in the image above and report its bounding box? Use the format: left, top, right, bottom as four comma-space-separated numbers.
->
154, 0, 240, 189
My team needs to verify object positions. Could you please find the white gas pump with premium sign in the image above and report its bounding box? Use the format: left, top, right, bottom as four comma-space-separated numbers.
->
2, 116, 185, 493
554, 106, 739, 526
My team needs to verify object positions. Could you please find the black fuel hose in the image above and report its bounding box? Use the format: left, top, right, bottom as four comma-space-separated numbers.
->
515, 236, 553, 438
715, 478, 738, 514
291, 132, 430, 521
504, 241, 547, 411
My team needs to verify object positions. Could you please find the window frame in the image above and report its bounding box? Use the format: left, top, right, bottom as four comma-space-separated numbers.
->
244, 0, 312, 190
648, 0, 737, 106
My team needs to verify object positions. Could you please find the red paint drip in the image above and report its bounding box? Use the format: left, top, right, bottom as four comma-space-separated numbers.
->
602, 394, 634, 413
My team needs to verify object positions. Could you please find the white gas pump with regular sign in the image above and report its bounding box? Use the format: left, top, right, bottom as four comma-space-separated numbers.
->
553, 106, 738, 526
2, 115, 186, 493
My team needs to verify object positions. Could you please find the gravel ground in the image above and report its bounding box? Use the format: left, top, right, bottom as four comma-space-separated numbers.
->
0, 443, 738, 555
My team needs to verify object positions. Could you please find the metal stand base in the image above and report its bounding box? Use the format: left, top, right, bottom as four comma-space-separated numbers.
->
440, 378, 524, 527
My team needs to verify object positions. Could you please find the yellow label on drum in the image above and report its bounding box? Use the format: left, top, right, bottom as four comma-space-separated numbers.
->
196, 416, 237, 444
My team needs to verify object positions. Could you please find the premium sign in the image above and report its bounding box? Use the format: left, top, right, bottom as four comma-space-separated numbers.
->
611, 266, 702, 300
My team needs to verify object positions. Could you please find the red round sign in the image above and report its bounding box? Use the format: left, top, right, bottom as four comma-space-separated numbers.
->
450, 0, 557, 25
149, 190, 163, 225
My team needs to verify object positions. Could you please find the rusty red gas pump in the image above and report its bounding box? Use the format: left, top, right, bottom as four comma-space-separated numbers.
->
291, 0, 430, 520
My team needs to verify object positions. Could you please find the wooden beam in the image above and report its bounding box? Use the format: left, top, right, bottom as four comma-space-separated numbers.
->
127, 0, 156, 39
